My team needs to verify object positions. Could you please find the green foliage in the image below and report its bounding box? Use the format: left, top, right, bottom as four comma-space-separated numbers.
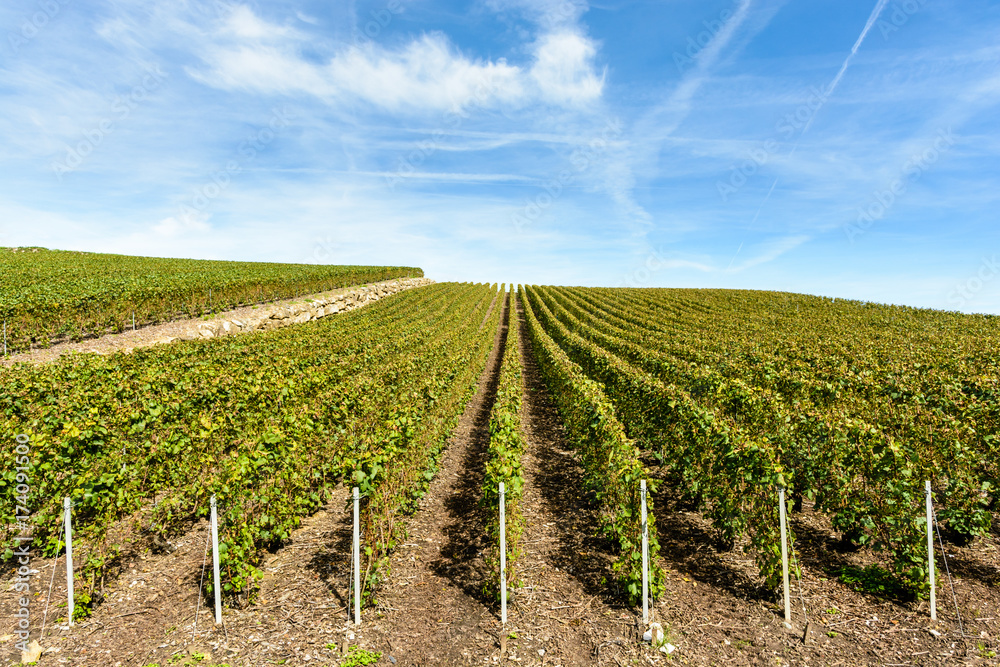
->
521, 287, 665, 603
0, 246, 421, 352
830, 565, 915, 602
0, 282, 497, 608
357, 283, 503, 596
523, 284, 1000, 597
340, 646, 382, 666
481, 288, 526, 599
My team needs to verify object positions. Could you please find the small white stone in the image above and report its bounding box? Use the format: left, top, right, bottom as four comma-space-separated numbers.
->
661, 643, 677, 654
645, 622, 664, 645
538, 649, 545, 657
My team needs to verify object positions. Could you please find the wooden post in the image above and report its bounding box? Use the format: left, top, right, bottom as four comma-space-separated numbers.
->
353, 487, 361, 626
779, 487, 791, 628
926, 481, 937, 622
211, 496, 222, 625
500, 482, 507, 626
641, 480, 649, 625
64, 498, 74, 627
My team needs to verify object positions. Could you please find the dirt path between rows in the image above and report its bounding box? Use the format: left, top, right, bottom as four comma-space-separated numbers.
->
355, 292, 649, 666
354, 291, 510, 665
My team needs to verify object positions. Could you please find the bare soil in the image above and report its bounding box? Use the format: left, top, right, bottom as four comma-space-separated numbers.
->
2, 290, 999, 666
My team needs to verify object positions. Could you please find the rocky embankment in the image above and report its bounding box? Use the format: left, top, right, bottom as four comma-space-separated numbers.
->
0, 277, 434, 366
155, 277, 433, 345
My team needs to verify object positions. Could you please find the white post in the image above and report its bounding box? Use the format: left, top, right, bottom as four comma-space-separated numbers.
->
926, 481, 936, 622
210, 496, 222, 625
64, 498, 74, 628
499, 482, 507, 626
353, 487, 361, 626
779, 487, 791, 628
641, 480, 649, 625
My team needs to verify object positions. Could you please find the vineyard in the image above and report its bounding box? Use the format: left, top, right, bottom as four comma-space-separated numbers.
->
0, 247, 421, 352
2, 278, 999, 666
1, 281, 499, 611
523, 285, 1000, 595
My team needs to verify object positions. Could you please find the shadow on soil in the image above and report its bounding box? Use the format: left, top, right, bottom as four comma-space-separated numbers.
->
304, 494, 355, 611
430, 293, 509, 606
514, 295, 625, 606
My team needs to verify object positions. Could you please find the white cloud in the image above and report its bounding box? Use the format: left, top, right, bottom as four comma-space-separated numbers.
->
189, 44, 332, 96
187, 6, 603, 112
487, 0, 589, 29
529, 31, 604, 106
295, 11, 319, 26
328, 36, 526, 112
189, 31, 527, 112
222, 5, 296, 40
726, 234, 810, 273
152, 212, 211, 237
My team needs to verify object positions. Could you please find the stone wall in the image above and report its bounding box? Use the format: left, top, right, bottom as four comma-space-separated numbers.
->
148, 277, 434, 346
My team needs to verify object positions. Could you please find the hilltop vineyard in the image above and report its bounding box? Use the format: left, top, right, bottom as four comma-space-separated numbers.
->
1, 282, 499, 607
3, 279, 998, 622
0, 247, 421, 352
523, 285, 999, 593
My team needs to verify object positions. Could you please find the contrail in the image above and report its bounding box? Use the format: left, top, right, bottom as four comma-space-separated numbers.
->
725, 241, 744, 272
802, 0, 890, 135
759, 0, 891, 218
726, 177, 777, 272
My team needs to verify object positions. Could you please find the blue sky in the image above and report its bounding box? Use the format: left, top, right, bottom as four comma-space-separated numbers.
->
1, 0, 999, 313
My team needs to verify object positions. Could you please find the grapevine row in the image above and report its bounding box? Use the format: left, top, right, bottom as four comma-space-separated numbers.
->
481, 289, 525, 599
0, 283, 497, 610
521, 287, 664, 602
528, 285, 999, 593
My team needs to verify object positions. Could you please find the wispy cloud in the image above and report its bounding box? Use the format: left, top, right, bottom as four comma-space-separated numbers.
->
604, 0, 759, 249
818, 0, 890, 114
725, 234, 811, 273
1, 0, 998, 312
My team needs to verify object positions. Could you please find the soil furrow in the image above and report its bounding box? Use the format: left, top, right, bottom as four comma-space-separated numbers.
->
358, 291, 510, 665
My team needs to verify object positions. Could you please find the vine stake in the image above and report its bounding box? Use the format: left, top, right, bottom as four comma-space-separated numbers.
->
500, 481, 507, 626
211, 496, 222, 625
64, 498, 74, 628
353, 487, 361, 626
925, 481, 937, 622
641, 480, 649, 625
779, 487, 791, 629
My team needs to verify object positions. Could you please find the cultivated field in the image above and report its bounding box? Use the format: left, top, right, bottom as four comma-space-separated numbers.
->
2, 265, 999, 666
0, 247, 421, 352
